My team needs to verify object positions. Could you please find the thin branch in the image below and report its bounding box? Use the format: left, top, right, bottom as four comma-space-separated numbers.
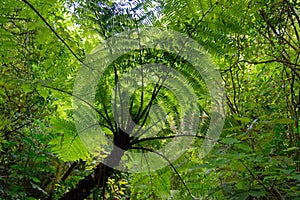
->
239, 159, 280, 198
259, 9, 298, 52
1, 16, 31, 21
229, 67, 239, 115
6, 121, 31, 134
21, 0, 84, 64
238, 58, 300, 80
239, 59, 300, 67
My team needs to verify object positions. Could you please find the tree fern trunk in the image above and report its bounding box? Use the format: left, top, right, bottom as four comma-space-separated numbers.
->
58, 147, 125, 200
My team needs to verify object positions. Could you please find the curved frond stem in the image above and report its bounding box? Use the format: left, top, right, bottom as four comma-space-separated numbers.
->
42, 85, 114, 131
135, 74, 170, 131
141, 147, 155, 198
131, 134, 224, 146
134, 2, 219, 129
130, 3, 145, 120
114, 66, 125, 129
130, 146, 193, 198
78, 122, 112, 134
131, 111, 170, 142
101, 100, 116, 133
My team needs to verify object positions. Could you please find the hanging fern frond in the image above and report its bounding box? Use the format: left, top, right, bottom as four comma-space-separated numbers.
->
49, 118, 90, 162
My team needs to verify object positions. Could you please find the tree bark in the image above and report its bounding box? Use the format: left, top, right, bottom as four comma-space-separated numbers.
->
58, 147, 125, 200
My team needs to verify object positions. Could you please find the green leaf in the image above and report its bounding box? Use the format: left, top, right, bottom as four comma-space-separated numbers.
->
49, 133, 90, 162
22, 83, 33, 94
235, 143, 252, 152
222, 137, 240, 145
234, 116, 251, 123
249, 190, 265, 198
31, 177, 41, 183
284, 147, 299, 152
37, 85, 49, 99
270, 118, 295, 125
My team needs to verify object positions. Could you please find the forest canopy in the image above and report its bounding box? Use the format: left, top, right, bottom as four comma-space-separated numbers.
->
1, 0, 300, 199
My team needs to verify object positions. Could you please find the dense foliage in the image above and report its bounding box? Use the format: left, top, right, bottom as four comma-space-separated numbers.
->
1, 0, 299, 199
